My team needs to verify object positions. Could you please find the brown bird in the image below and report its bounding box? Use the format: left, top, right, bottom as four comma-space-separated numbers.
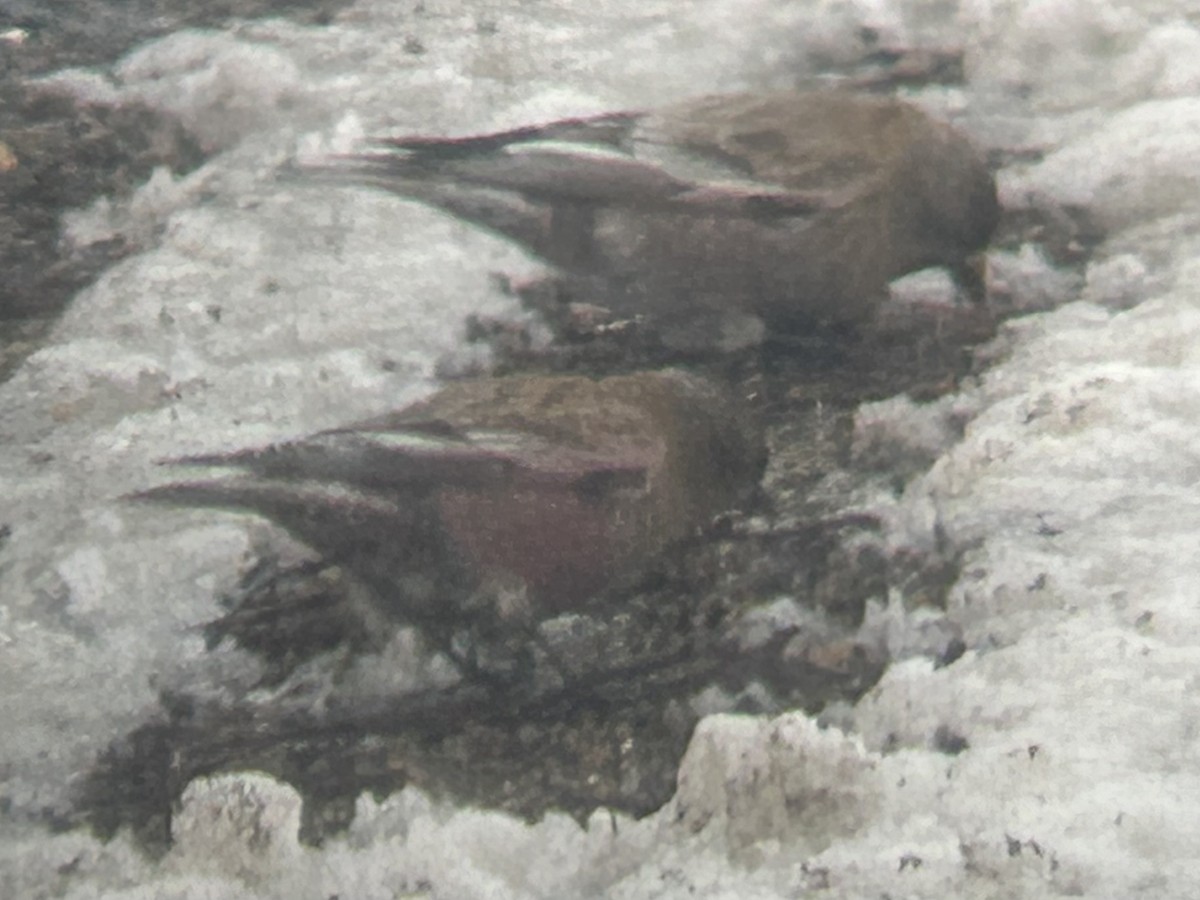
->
132, 370, 765, 673
298, 90, 999, 350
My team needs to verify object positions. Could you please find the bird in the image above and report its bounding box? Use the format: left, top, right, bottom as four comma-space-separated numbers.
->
296, 89, 999, 351
131, 370, 766, 675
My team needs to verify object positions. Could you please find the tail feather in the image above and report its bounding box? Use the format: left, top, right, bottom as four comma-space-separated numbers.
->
128, 476, 402, 519
150, 430, 528, 492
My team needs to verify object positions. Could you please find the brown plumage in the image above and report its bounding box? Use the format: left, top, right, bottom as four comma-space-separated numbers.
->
132, 370, 765, 665
299, 90, 999, 350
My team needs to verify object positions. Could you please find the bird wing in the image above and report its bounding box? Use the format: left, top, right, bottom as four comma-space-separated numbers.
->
297, 105, 848, 220
147, 423, 649, 497
128, 475, 408, 527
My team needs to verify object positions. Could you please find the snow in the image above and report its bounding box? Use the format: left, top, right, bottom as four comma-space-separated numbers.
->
3, 0, 1200, 897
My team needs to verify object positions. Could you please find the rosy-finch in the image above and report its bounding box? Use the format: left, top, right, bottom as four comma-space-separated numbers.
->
133, 370, 765, 671
300, 90, 998, 350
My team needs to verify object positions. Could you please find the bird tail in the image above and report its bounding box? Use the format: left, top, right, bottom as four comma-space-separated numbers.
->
281, 152, 563, 260
127, 476, 402, 523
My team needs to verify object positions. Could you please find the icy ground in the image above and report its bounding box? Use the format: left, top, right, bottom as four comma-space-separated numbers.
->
4, 0, 1200, 897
